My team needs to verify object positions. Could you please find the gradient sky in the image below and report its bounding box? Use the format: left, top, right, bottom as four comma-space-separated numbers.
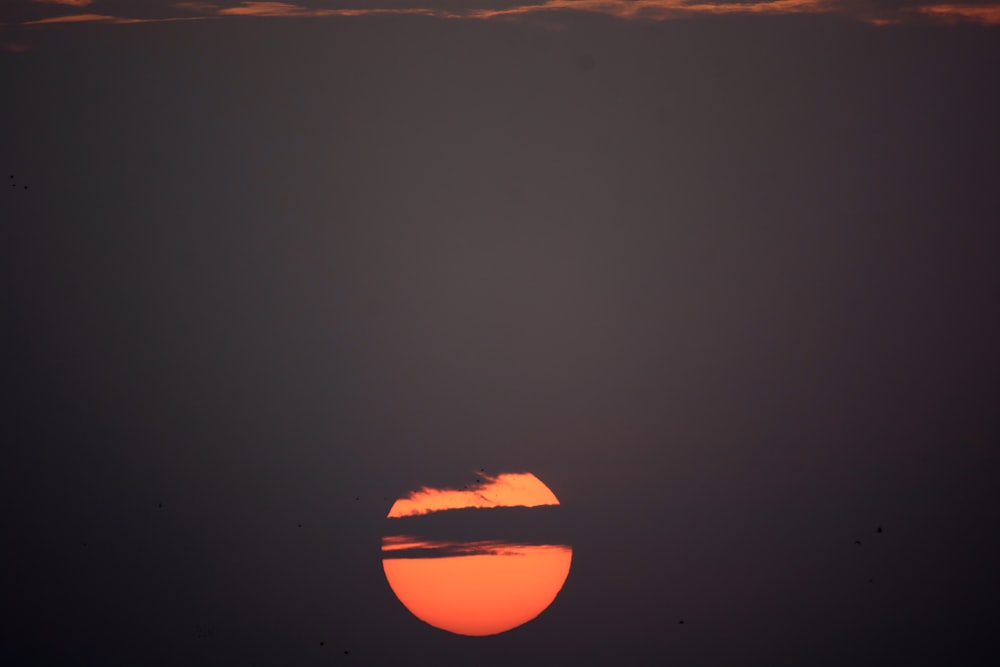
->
3, 3, 1000, 666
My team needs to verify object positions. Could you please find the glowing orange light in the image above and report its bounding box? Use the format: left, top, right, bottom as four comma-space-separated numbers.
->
387, 472, 560, 518
382, 471, 572, 636
383, 545, 572, 636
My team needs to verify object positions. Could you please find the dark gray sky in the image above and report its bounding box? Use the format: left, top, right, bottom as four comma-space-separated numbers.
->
3, 4, 1000, 666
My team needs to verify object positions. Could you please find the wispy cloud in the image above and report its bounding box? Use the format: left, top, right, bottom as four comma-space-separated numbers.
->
462, 0, 830, 21
216, 1, 448, 17
381, 536, 571, 558
459, 0, 1000, 24
32, 0, 94, 7
918, 3, 1000, 24
217, 1, 337, 15
5, 0, 1000, 30
24, 13, 137, 24
383, 536, 541, 553
173, 1, 221, 11
23, 12, 214, 24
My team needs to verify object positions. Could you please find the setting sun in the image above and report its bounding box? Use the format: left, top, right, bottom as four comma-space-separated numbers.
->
382, 472, 572, 635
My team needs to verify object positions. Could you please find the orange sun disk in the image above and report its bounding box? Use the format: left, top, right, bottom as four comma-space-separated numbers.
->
382, 545, 572, 636
382, 471, 572, 636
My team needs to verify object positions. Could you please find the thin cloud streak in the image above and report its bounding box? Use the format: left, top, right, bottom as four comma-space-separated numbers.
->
918, 3, 1000, 23
23, 12, 216, 24
463, 0, 829, 21
217, 1, 338, 15
6, 0, 1000, 27
32, 0, 94, 6
381, 536, 572, 558
385, 504, 573, 546
459, 0, 1000, 24
173, 1, 221, 11
23, 13, 136, 24
217, 1, 443, 16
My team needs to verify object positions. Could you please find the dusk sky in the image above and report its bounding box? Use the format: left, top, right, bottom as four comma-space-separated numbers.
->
3, 1, 1000, 665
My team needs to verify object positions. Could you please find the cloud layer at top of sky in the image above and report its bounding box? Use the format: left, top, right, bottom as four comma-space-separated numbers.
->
2, 0, 1000, 28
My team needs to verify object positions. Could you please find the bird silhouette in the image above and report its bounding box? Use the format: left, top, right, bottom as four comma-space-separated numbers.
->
678, 619, 685, 625
854, 540, 862, 545
876, 526, 883, 534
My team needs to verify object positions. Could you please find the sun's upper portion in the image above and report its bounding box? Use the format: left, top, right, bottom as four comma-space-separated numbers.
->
387, 472, 560, 518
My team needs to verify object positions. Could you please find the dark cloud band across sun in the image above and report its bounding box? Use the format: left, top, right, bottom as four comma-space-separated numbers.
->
2, 0, 999, 29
